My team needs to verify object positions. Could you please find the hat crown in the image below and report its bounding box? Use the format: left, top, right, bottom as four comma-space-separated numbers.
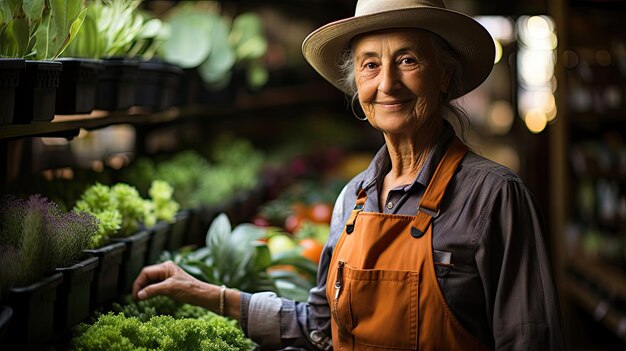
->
355, 0, 447, 16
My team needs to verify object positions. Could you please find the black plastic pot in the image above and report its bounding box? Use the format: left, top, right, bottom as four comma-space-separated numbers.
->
54, 256, 99, 333
0, 58, 25, 125
112, 230, 150, 294
0, 305, 12, 346
145, 221, 170, 264
13, 60, 62, 124
84, 242, 126, 309
6, 273, 63, 351
135, 60, 183, 111
55, 58, 105, 114
188, 206, 218, 247
94, 58, 139, 111
167, 210, 191, 251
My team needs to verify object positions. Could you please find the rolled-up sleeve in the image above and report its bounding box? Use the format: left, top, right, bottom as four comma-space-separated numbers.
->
475, 178, 565, 350
242, 183, 354, 350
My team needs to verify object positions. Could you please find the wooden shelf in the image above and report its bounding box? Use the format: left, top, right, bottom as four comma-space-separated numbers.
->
0, 82, 341, 141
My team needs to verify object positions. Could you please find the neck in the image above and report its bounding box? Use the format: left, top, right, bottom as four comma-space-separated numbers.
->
383, 118, 443, 182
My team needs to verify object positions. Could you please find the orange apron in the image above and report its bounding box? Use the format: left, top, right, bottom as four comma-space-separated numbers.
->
327, 139, 490, 350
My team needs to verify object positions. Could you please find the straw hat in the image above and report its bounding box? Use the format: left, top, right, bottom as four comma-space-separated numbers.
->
302, 0, 495, 99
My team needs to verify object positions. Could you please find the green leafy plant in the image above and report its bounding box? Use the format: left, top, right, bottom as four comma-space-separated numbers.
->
74, 182, 122, 248
110, 183, 154, 235
228, 12, 268, 89
70, 312, 253, 351
164, 213, 317, 302
74, 182, 155, 247
0, 0, 86, 59
159, 2, 268, 90
149, 180, 180, 224
63, 0, 161, 59
0, 194, 98, 300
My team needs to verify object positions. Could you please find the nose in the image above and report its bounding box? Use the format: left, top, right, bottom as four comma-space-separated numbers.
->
378, 64, 400, 94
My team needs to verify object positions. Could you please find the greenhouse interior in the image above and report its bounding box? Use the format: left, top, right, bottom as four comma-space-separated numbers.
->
0, 0, 625, 350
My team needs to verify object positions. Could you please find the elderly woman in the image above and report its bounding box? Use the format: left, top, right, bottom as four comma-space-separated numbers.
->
133, 0, 565, 350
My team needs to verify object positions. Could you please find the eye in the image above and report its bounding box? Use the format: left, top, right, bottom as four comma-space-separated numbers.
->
399, 56, 418, 65
363, 61, 378, 70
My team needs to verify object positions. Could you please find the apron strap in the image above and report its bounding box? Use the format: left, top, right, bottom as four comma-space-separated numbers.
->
345, 188, 367, 234
412, 138, 468, 236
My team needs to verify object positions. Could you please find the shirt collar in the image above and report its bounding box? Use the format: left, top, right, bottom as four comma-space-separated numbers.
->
361, 121, 456, 192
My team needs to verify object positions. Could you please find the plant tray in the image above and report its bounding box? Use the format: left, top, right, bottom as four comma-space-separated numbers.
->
13, 60, 62, 124
54, 256, 99, 332
6, 273, 63, 351
94, 58, 139, 111
145, 221, 170, 264
84, 241, 126, 309
112, 230, 150, 294
167, 210, 191, 251
55, 58, 105, 114
0, 58, 25, 125
135, 60, 183, 111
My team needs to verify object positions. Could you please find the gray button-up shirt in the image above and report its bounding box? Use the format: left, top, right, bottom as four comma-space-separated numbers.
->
240, 123, 565, 350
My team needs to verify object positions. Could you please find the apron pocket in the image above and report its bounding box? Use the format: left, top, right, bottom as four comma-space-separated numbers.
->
340, 265, 419, 349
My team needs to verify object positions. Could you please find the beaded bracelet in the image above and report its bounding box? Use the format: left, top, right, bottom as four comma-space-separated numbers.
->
219, 285, 227, 316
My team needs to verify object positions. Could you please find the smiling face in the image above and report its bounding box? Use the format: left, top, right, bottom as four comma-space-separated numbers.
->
353, 29, 451, 137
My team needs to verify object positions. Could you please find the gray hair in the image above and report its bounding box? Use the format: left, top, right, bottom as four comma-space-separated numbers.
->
337, 31, 471, 141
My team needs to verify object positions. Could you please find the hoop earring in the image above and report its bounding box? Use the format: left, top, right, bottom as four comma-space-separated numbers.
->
351, 93, 368, 121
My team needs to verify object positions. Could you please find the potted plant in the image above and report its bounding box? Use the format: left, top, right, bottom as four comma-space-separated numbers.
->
63, 0, 146, 111
159, 2, 268, 105
70, 296, 254, 350
165, 213, 318, 302
0, 194, 98, 350
0, 58, 25, 125
144, 180, 180, 263
0, 0, 86, 123
74, 182, 155, 296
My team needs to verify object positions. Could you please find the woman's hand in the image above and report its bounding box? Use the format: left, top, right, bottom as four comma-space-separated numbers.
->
132, 261, 214, 309
131, 261, 242, 320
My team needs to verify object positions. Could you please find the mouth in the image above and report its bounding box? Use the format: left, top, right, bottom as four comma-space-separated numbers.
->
375, 99, 412, 110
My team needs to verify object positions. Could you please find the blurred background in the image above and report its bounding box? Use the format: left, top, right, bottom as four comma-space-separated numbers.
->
1, 0, 626, 349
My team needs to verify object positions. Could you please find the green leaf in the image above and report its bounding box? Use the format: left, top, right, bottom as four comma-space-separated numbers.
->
236, 36, 267, 61
252, 243, 273, 270
205, 213, 231, 248
198, 17, 235, 83
1, 18, 29, 57
271, 250, 319, 278
247, 61, 269, 89
230, 12, 263, 47
160, 11, 214, 68
63, 9, 97, 58
138, 18, 161, 39
22, 0, 45, 23
57, 8, 86, 58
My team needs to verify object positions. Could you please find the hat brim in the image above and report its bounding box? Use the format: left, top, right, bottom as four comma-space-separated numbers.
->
302, 7, 495, 99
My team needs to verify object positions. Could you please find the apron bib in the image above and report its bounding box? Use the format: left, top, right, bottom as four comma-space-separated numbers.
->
327, 139, 490, 350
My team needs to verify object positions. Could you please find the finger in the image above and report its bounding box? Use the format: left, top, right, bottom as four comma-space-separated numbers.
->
132, 262, 171, 300
136, 280, 170, 300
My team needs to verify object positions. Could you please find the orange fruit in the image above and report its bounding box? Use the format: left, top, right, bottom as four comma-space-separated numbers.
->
309, 203, 333, 223
299, 238, 324, 264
